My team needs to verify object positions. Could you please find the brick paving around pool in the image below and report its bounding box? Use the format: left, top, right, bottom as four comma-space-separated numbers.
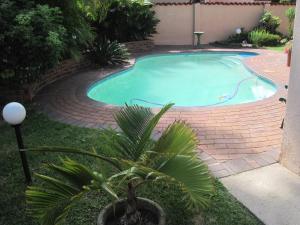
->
34, 47, 290, 178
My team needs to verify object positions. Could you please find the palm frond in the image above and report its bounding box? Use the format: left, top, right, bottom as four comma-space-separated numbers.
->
26, 158, 118, 225
114, 103, 174, 161
28, 146, 122, 170
114, 104, 154, 143
136, 103, 173, 153
26, 176, 86, 225
152, 121, 198, 157
98, 128, 136, 159
116, 153, 213, 210
156, 155, 213, 210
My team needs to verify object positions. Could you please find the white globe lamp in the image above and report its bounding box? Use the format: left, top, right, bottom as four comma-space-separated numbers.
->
236, 28, 242, 35
2, 102, 26, 125
2, 102, 31, 184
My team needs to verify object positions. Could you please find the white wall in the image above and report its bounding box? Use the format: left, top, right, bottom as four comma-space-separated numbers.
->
281, 2, 300, 174
154, 4, 194, 45
152, 3, 295, 45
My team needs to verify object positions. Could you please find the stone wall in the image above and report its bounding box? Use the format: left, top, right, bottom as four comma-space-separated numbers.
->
0, 40, 154, 105
123, 40, 154, 53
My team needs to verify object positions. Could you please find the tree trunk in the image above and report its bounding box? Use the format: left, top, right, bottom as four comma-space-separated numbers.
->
121, 182, 141, 225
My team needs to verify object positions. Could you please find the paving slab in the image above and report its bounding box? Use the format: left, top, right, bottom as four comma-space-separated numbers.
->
221, 163, 300, 225
35, 48, 289, 177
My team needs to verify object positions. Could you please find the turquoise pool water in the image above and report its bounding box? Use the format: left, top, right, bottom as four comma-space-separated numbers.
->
87, 52, 277, 107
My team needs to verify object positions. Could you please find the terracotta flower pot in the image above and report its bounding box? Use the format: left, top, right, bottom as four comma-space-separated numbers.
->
97, 197, 166, 225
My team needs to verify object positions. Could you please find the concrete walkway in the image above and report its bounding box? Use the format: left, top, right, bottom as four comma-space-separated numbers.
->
221, 163, 300, 225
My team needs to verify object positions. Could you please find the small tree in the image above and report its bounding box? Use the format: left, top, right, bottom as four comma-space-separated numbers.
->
0, 3, 66, 86
26, 104, 214, 225
258, 11, 281, 34
92, 0, 159, 42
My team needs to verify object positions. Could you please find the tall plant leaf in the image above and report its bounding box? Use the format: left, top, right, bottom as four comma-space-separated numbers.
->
26, 158, 118, 225
114, 103, 173, 161
152, 121, 198, 157
157, 155, 213, 209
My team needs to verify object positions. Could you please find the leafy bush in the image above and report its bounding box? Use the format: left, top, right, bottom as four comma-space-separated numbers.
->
36, 0, 96, 59
257, 11, 281, 34
0, 2, 66, 86
89, 39, 130, 65
226, 29, 249, 43
286, 7, 296, 38
93, 0, 159, 42
249, 29, 281, 46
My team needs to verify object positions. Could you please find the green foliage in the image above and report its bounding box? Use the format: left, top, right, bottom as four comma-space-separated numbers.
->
203, 181, 263, 225
279, 0, 296, 3
26, 158, 117, 225
93, 0, 159, 42
77, 0, 111, 22
0, 0, 115, 87
226, 29, 249, 44
26, 104, 214, 224
257, 11, 281, 34
249, 29, 281, 46
89, 39, 130, 65
0, 0, 159, 87
0, 108, 262, 225
286, 7, 296, 38
36, 0, 96, 59
266, 45, 285, 52
0, 2, 66, 86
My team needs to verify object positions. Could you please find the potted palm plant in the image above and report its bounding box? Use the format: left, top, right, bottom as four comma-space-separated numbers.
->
26, 104, 213, 225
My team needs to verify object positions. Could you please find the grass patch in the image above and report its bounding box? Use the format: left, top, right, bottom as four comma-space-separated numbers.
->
265, 45, 285, 52
0, 108, 263, 225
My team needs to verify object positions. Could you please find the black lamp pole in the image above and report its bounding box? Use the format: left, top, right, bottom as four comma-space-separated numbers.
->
13, 124, 32, 185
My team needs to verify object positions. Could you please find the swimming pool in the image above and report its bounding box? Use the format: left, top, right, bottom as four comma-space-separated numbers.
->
87, 52, 277, 107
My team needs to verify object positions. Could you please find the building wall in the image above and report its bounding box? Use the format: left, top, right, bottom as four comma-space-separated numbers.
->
154, 4, 194, 45
281, 2, 300, 174
153, 3, 295, 45
195, 4, 264, 44
207, 0, 263, 2
151, 0, 268, 2
266, 4, 294, 35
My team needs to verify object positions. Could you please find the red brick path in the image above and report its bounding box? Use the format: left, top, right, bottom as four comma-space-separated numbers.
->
35, 48, 290, 177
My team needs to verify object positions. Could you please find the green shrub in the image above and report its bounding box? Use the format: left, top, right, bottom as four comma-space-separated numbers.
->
257, 11, 281, 34
226, 29, 249, 43
89, 39, 130, 65
286, 7, 296, 38
249, 29, 281, 46
0, 2, 66, 86
36, 0, 96, 59
93, 0, 159, 42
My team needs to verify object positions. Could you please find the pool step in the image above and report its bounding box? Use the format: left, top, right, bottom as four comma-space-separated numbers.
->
219, 57, 241, 68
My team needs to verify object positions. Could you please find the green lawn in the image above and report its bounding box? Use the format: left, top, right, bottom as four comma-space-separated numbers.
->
265, 45, 285, 52
0, 107, 263, 225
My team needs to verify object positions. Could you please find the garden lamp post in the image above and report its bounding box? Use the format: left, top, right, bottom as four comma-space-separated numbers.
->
2, 102, 32, 184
